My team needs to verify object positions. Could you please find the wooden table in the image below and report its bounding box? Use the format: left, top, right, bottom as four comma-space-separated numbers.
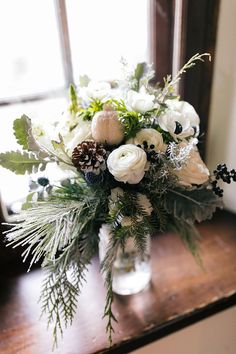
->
0, 210, 236, 354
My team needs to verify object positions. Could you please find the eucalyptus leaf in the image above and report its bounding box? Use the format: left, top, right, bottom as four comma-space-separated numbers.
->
0, 150, 47, 175
164, 187, 223, 224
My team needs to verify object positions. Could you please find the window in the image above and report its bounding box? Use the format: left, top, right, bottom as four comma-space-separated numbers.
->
0, 0, 150, 214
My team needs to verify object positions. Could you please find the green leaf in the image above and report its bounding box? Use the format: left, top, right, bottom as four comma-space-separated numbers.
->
164, 187, 223, 224
13, 115, 41, 152
132, 62, 146, 91
22, 192, 36, 210
0, 150, 47, 175
51, 133, 65, 151
118, 111, 143, 139
134, 63, 145, 82
170, 219, 203, 266
69, 84, 79, 115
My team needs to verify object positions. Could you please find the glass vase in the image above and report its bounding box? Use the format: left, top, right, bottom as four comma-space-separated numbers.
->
99, 224, 151, 295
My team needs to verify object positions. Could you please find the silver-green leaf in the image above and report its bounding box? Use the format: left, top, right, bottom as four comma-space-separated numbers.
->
164, 187, 223, 224
13, 114, 41, 152
0, 150, 47, 175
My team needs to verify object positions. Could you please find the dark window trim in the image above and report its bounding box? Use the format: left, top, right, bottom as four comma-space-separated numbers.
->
149, 0, 175, 83
180, 0, 221, 157
150, 0, 220, 157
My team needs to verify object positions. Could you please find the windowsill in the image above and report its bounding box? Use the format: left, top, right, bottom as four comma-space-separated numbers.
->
0, 209, 236, 353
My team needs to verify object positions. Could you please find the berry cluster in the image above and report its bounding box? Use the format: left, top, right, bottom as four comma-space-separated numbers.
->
211, 164, 236, 197
137, 141, 160, 163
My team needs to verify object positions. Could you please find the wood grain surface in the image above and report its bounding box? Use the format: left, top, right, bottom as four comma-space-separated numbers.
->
0, 210, 236, 354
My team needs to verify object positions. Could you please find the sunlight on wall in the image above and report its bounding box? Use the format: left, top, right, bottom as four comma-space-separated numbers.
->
207, 0, 236, 212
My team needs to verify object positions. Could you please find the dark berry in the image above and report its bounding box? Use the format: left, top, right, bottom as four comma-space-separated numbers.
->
37, 177, 49, 187
143, 141, 148, 149
174, 121, 183, 135
85, 172, 103, 184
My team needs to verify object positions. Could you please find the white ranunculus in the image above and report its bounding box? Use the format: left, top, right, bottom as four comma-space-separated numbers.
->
174, 145, 210, 186
158, 99, 200, 140
86, 81, 111, 101
137, 193, 153, 215
126, 86, 156, 113
107, 144, 148, 184
126, 128, 166, 152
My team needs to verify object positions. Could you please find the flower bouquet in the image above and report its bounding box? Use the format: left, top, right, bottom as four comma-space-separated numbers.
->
1, 53, 235, 347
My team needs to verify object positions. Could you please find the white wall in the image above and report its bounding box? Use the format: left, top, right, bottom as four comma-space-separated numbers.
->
207, 0, 236, 212
132, 306, 236, 354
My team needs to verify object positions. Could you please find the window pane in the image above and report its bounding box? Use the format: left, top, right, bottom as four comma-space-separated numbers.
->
0, 97, 67, 210
0, 0, 65, 98
66, 0, 149, 81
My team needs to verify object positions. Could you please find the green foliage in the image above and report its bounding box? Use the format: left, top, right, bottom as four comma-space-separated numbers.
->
108, 99, 127, 113
0, 150, 47, 175
79, 99, 104, 121
21, 192, 36, 210
170, 218, 202, 265
40, 234, 94, 349
140, 155, 178, 196
5, 180, 109, 347
132, 62, 145, 91
50, 133, 72, 164
164, 187, 223, 224
118, 111, 143, 139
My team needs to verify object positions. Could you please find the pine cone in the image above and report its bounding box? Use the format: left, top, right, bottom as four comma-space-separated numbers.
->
72, 140, 106, 174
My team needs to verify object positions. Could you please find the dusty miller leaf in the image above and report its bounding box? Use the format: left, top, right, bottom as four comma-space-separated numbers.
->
13, 115, 41, 152
164, 187, 223, 224
0, 150, 47, 175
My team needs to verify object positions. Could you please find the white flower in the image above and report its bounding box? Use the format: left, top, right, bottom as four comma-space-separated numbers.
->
158, 100, 200, 140
126, 128, 166, 152
166, 100, 200, 127
137, 193, 153, 215
126, 86, 156, 113
65, 116, 92, 154
107, 144, 148, 184
86, 81, 111, 101
32, 122, 56, 150
174, 144, 210, 186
